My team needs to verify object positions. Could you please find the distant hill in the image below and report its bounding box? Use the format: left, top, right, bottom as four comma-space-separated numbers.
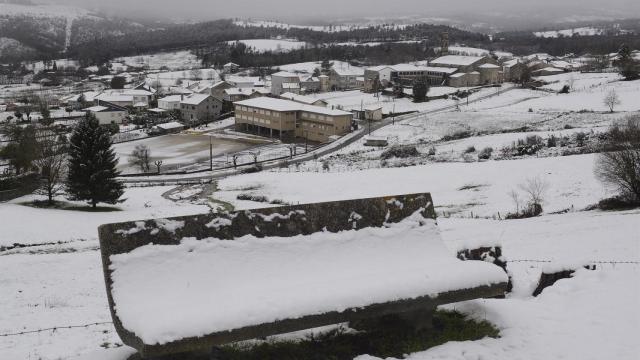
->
0, 2, 162, 63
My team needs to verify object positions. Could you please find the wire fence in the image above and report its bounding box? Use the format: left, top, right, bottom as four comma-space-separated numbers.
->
0, 257, 636, 338
0, 322, 113, 337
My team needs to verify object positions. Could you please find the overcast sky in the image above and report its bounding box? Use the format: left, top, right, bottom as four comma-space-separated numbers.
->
49, 0, 640, 21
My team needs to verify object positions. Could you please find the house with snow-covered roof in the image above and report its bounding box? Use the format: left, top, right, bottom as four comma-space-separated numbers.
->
329, 67, 365, 91
223, 62, 240, 73
271, 71, 301, 96
83, 102, 127, 125
279, 92, 328, 107
180, 93, 222, 125
234, 97, 352, 142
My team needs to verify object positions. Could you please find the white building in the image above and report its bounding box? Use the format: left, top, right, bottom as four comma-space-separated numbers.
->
271, 71, 301, 95
157, 95, 184, 111
84, 103, 128, 125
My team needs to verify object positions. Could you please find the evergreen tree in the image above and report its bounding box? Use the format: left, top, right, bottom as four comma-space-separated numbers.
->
66, 114, 124, 208
617, 44, 639, 81
412, 78, 429, 103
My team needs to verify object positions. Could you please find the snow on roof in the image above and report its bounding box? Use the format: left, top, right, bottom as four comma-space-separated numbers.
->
224, 62, 239, 67
367, 65, 394, 72
236, 97, 351, 116
181, 94, 211, 105
449, 73, 467, 78
503, 59, 521, 67
280, 92, 326, 105
226, 76, 261, 85
271, 71, 300, 78
332, 67, 365, 76
148, 108, 167, 113
156, 121, 183, 130
109, 215, 507, 345
133, 102, 148, 107
364, 104, 383, 111
478, 63, 500, 69
430, 55, 485, 66
159, 95, 183, 102
84, 106, 109, 112
95, 94, 134, 103
537, 67, 564, 73
423, 66, 459, 74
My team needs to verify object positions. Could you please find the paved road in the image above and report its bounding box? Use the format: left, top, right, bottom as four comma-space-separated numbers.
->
121, 85, 516, 184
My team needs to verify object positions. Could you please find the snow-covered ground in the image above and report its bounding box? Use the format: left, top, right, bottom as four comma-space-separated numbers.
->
115, 51, 202, 71
534, 27, 605, 38
2, 65, 639, 360
228, 39, 308, 53
216, 154, 609, 217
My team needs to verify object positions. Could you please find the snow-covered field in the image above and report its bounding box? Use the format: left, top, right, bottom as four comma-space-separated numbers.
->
228, 39, 308, 52
534, 27, 605, 38
115, 51, 202, 71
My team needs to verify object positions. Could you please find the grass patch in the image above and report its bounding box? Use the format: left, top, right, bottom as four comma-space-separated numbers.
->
220, 311, 499, 360
20, 200, 122, 212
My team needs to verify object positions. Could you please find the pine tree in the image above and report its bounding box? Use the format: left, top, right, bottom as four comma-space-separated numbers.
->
617, 44, 640, 81
412, 78, 429, 103
66, 114, 124, 208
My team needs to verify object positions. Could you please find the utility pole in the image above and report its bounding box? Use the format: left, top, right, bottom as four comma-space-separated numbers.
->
209, 136, 213, 171
392, 103, 396, 125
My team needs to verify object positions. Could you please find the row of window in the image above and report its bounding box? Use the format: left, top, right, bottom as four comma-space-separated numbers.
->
237, 114, 272, 125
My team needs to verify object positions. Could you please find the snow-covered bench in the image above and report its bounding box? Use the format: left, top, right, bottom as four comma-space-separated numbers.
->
98, 193, 508, 359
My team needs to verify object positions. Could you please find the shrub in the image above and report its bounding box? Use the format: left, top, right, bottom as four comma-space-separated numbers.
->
236, 194, 268, 202
547, 135, 558, 148
574, 132, 588, 147
558, 85, 570, 94
380, 146, 420, 160
478, 147, 493, 160
427, 146, 436, 156
442, 130, 473, 141
595, 116, 640, 203
596, 196, 639, 211
464, 145, 476, 154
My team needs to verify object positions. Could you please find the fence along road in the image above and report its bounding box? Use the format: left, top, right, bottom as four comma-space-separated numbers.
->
119, 85, 517, 185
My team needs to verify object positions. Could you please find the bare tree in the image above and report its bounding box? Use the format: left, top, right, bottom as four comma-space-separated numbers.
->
154, 160, 163, 174
129, 144, 151, 172
34, 133, 67, 205
509, 189, 522, 214
595, 116, 640, 203
603, 89, 621, 113
519, 176, 549, 208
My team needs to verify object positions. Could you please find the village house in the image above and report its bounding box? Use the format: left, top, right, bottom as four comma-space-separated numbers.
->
157, 95, 183, 111
95, 89, 154, 108
300, 75, 321, 93
180, 93, 222, 125
364, 64, 458, 92
234, 97, 352, 143
223, 88, 267, 102
329, 67, 365, 91
429, 55, 502, 87
271, 71, 301, 95
223, 62, 240, 73
84, 102, 128, 125
502, 59, 528, 82
226, 76, 265, 89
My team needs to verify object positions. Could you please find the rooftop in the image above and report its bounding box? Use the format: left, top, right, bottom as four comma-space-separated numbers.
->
271, 71, 300, 78
235, 97, 351, 116
430, 55, 485, 66
181, 93, 211, 105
